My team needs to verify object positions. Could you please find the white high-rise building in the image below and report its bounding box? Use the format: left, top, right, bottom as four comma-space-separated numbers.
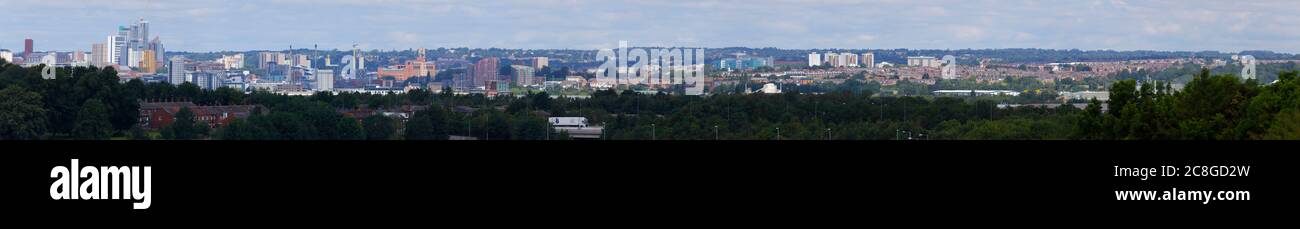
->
114, 26, 130, 66
107, 35, 122, 66
150, 37, 165, 63
533, 57, 549, 70
219, 54, 245, 70
843, 53, 860, 67
169, 57, 188, 85
259, 52, 290, 69
316, 69, 334, 91
513, 65, 536, 86
137, 19, 149, 49
128, 50, 143, 68
862, 53, 875, 68
824, 52, 839, 67
89, 44, 105, 67
0, 49, 12, 63
907, 56, 941, 68
193, 72, 218, 89
292, 54, 311, 68
808, 52, 822, 67
73, 50, 87, 67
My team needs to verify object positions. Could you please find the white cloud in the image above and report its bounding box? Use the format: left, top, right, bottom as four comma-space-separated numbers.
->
1143, 23, 1184, 35
388, 31, 420, 45
949, 26, 988, 41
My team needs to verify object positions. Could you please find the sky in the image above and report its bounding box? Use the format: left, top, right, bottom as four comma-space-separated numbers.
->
2, 0, 1299, 53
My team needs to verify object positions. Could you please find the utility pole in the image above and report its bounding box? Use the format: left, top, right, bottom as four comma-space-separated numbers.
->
881, 103, 887, 121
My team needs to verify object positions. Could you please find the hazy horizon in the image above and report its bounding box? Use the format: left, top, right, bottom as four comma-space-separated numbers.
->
3, 0, 1300, 53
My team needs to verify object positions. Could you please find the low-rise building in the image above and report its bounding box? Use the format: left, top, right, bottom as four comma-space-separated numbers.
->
138, 101, 258, 130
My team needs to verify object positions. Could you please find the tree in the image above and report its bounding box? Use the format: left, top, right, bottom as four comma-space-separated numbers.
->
218, 118, 268, 140
531, 92, 553, 111
0, 85, 47, 139
1241, 71, 1300, 139
1262, 109, 1300, 140
129, 126, 152, 140
334, 117, 365, 140
510, 114, 548, 140
499, 64, 515, 77
1108, 80, 1137, 118
164, 107, 200, 140
176, 82, 202, 100
363, 114, 398, 140
72, 99, 113, 140
1174, 69, 1256, 140
1074, 99, 1105, 140
405, 107, 448, 140
556, 130, 572, 140
483, 111, 512, 140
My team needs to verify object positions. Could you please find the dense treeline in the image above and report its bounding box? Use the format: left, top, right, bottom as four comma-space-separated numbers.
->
2, 57, 1297, 140
1078, 69, 1300, 140
0, 60, 139, 139
1113, 62, 1300, 84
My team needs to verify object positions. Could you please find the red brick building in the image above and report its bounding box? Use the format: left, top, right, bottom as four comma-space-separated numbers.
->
138, 101, 258, 130
377, 48, 435, 82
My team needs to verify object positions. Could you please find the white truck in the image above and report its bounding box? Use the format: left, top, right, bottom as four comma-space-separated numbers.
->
548, 117, 588, 128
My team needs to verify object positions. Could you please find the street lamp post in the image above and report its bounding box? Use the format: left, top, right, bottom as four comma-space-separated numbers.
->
714, 125, 719, 140
651, 123, 656, 140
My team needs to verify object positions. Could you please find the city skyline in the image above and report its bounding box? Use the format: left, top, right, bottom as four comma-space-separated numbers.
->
3, 0, 1300, 53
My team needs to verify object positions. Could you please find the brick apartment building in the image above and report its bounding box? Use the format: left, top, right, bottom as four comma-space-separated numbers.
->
138, 101, 258, 130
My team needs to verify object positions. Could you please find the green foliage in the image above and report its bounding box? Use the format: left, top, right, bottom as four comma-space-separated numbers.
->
0, 64, 137, 138
216, 99, 366, 140
129, 126, 152, 140
1262, 109, 1300, 140
510, 113, 549, 140
0, 85, 48, 139
162, 107, 205, 140
404, 106, 449, 140
72, 99, 113, 140
363, 114, 398, 140
1081, 69, 1300, 140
